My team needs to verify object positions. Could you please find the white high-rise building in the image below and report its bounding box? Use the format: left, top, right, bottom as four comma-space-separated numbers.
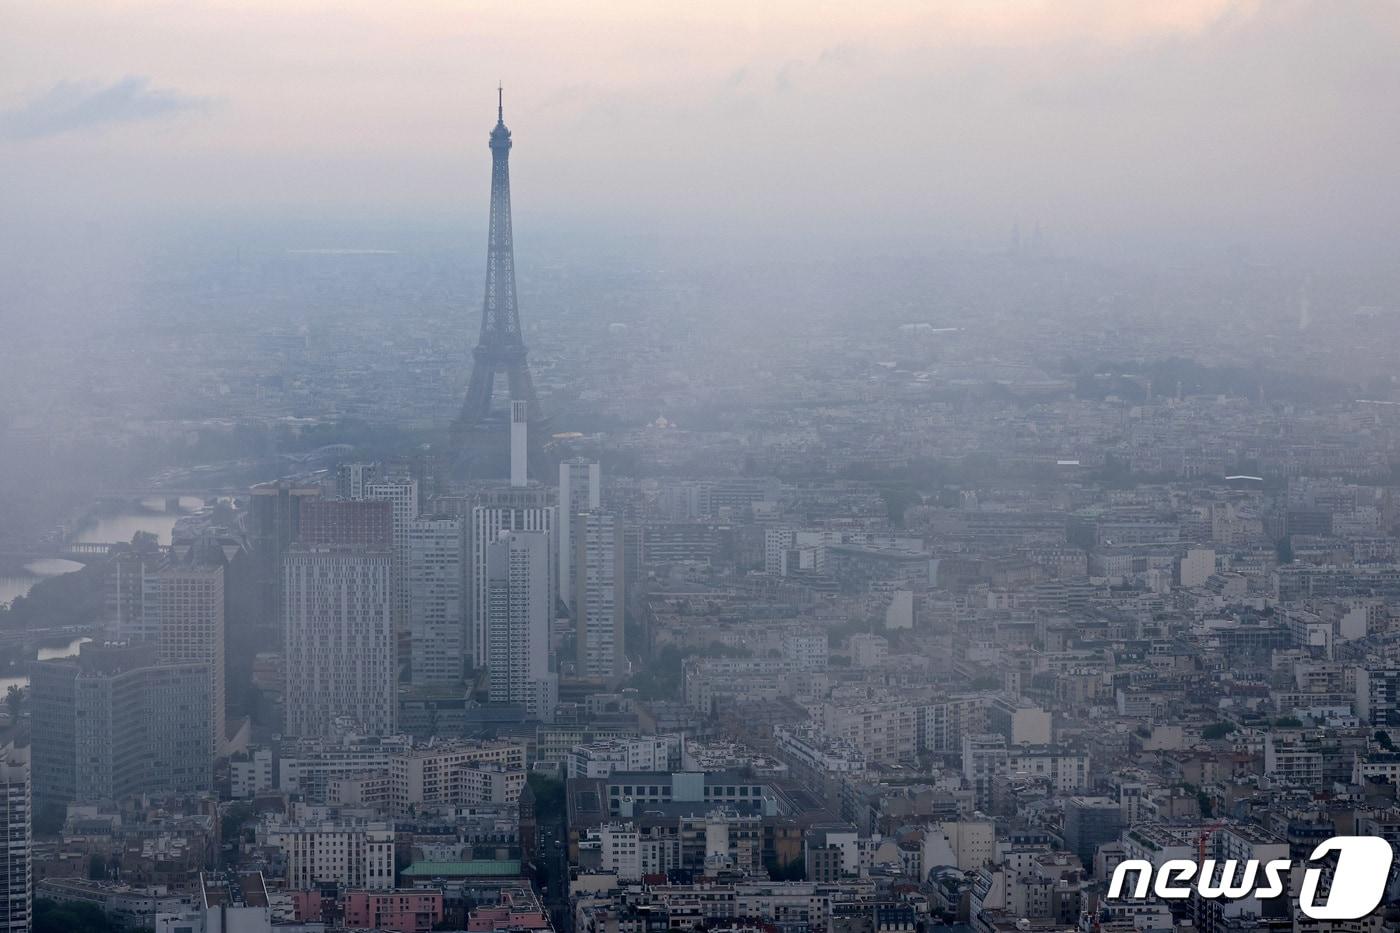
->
284, 546, 396, 737
0, 750, 30, 933
485, 530, 556, 720
408, 516, 467, 687
558, 458, 601, 608
574, 510, 625, 681
365, 476, 419, 632
156, 562, 226, 752
470, 487, 555, 668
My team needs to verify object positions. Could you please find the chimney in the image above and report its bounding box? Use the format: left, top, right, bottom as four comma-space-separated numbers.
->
510, 400, 528, 487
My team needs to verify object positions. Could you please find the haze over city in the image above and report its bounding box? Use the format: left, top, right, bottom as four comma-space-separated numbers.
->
3, 2, 1400, 932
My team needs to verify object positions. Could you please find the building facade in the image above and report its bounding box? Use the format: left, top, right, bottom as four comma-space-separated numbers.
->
283, 546, 396, 737
408, 516, 467, 687
484, 530, 556, 719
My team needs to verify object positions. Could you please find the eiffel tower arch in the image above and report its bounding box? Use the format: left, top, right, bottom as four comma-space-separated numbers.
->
453, 88, 549, 479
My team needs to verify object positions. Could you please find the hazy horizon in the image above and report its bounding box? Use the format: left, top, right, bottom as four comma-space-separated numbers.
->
4, 1, 1400, 265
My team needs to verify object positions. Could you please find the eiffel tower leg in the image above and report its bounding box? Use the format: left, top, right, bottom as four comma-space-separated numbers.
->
457, 356, 498, 433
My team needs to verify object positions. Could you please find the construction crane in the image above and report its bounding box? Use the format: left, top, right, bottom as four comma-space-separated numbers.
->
1197, 817, 1228, 862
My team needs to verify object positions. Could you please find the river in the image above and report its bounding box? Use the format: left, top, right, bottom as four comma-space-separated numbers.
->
74, 496, 204, 547
0, 636, 92, 694
0, 496, 207, 688
1, 500, 192, 609
0, 558, 86, 609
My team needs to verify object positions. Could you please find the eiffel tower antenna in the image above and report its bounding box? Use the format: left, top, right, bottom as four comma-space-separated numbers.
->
455, 88, 547, 477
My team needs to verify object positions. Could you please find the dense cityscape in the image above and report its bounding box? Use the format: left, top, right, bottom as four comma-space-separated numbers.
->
7, 5, 1400, 933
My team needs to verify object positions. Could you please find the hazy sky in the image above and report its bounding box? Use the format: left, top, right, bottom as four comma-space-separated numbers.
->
4, 0, 1400, 256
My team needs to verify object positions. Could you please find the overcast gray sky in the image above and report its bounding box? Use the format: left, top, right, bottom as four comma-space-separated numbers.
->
3, 0, 1400, 257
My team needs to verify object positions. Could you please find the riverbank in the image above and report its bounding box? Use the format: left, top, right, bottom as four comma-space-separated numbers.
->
0, 558, 105, 633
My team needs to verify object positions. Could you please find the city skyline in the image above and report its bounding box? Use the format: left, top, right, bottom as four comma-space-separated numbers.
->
4, 3, 1400, 931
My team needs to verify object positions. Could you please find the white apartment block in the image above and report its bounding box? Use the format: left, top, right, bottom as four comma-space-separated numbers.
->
821, 701, 918, 765
261, 821, 395, 890
484, 530, 556, 719
365, 476, 419, 631
156, 563, 225, 751
277, 735, 412, 801
389, 742, 528, 815
559, 458, 601, 608
574, 511, 625, 681
471, 490, 556, 668
567, 736, 680, 778
231, 747, 275, 799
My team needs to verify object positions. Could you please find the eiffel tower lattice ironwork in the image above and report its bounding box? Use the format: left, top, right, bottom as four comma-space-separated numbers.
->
455, 88, 545, 466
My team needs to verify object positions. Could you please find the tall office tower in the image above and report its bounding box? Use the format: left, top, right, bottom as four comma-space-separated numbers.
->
248, 480, 321, 634
105, 543, 164, 642
484, 530, 556, 720
29, 644, 212, 810
283, 546, 396, 737
0, 750, 29, 933
454, 90, 547, 479
470, 487, 555, 668
156, 561, 225, 752
558, 458, 601, 608
336, 461, 380, 500
364, 477, 419, 632
300, 499, 394, 548
408, 516, 467, 686
573, 510, 625, 682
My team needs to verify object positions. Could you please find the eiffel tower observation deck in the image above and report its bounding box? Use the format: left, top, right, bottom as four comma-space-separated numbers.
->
454, 88, 548, 479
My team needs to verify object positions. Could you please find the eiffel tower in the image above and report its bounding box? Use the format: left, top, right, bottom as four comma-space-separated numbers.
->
454, 88, 547, 478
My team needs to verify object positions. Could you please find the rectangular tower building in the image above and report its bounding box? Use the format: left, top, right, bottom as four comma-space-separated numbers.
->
558, 458, 601, 608
365, 477, 420, 635
248, 481, 321, 637
408, 516, 467, 687
484, 530, 556, 720
28, 644, 212, 810
0, 751, 29, 933
156, 562, 225, 752
574, 510, 625, 682
470, 487, 555, 668
283, 546, 396, 737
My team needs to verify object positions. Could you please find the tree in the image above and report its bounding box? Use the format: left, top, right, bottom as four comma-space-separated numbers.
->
4, 685, 22, 721
1202, 721, 1236, 741
34, 898, 125, 933
220, 802, 253, 868
764, 856, 806, 881
526, 772, 566, 824
130, 530, 160, 554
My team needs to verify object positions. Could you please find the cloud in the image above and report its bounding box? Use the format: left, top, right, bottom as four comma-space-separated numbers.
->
0, 76, 209, 141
